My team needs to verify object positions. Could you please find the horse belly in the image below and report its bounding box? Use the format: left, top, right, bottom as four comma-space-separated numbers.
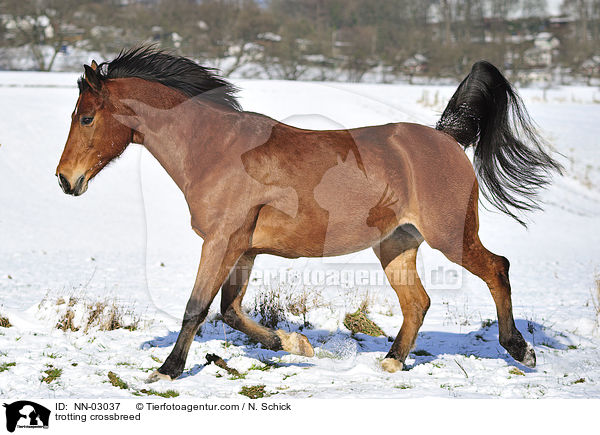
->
251, 193, 406, 258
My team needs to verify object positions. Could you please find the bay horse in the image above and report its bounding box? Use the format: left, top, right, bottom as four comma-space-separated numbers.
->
56, 47, 561, 381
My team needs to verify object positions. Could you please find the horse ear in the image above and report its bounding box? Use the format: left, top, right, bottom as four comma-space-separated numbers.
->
83, 64, 101, 92
90, 60, 98, 71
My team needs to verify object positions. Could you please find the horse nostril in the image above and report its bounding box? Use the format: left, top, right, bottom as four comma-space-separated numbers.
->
58, 173, 71, 193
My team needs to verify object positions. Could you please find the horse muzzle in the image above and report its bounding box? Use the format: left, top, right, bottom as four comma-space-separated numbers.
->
57, 172, 89, 196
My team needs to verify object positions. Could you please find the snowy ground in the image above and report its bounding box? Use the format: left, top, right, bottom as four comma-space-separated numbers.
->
0, 72, 599, 399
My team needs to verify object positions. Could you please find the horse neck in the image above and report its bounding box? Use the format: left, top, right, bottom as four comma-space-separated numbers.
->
119, 80, 238, 194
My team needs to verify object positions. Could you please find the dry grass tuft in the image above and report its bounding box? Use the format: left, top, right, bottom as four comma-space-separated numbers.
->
41, 366, 62, 384
50, 296, 142, 333
0, 314, 11, 328
56, 308, 78, 332
344, 309, 384, 337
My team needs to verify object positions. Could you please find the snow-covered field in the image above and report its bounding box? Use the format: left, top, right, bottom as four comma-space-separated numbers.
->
0, 72, 599, 399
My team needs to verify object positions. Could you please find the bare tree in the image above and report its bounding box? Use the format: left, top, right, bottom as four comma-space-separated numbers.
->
2, 0, 87, 71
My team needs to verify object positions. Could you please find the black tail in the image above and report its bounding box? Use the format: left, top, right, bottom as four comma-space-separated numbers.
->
436, 60, 563, 226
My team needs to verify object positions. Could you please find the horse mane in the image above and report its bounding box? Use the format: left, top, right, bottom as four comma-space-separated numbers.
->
78, 46, 242, 111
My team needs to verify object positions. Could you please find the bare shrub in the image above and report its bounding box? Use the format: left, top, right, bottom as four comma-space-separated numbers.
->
253, 287, 285, 329
286, 288, 322, 329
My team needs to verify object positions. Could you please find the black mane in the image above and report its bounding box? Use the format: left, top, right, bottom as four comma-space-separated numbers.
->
78, 46, 241, 111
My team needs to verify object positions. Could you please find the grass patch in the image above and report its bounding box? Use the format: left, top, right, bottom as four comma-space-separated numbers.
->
343, 309, 384, 337
138, 389, 179, 398
248, 363, 271, 372
258, 357, 282, 369
239, 385, 269, 399
509, 367, 525, 376
0, 362, 16, 372
107, 371, 128, 390
572, 378, 586, 384
412, 349, 432, 356
229, 372, 247, 380
394, 383, 413, 389
108, 371, 179, 397
41, 366, 62, 384
0, 314, 11, 328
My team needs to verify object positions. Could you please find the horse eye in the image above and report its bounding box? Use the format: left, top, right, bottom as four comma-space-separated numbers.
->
80, 116, 94, 126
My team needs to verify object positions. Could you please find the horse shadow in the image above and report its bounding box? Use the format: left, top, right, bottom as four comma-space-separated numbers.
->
141, 317, 572, 377
402, 319, 572, 372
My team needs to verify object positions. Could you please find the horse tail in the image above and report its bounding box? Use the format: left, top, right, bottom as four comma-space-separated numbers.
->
436, 60, 563, 226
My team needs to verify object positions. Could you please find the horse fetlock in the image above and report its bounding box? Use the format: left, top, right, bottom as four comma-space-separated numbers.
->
276, 330, 314, 357
221, 307, 240, 328
501, 334, 536, 368
381, 358, 403, 373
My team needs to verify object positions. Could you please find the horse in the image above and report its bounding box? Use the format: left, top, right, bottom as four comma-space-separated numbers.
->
56, 47, 562, 381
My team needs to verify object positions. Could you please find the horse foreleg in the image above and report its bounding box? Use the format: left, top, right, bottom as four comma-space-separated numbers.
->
147, 236, 247, 382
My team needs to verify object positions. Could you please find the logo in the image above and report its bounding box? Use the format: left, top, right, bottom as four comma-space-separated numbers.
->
3, 401, 50, 433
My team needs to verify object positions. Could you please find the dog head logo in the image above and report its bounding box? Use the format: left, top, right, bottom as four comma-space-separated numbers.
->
3, 401, 50, 432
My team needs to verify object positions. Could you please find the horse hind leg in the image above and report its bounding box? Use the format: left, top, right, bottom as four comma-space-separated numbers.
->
220, 253, 314, 357
421, 189, 536, 367
373, 224, 430, 373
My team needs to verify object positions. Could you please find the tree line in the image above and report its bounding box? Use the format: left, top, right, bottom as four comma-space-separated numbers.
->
0, 0, 599, 84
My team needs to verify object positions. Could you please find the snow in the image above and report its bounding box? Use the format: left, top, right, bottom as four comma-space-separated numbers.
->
0, 72, 599, 399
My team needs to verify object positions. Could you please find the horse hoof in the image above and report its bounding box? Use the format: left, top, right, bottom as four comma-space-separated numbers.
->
381, 358, 403, 373
276, 330, 314, 357
520, 342, 536, 368
146, 370, 173, 383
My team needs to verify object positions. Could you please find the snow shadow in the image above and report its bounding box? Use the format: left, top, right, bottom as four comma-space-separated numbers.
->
140, 318, 573, 376
406, 318, 573, 372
